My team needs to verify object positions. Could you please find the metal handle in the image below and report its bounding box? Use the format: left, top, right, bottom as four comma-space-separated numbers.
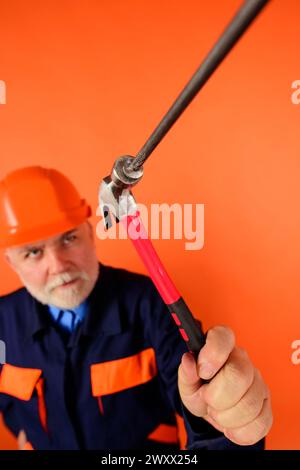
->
127, 0, 270, 173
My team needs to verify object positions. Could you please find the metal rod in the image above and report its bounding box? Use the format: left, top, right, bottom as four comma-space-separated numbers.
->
128, 0, 270, 172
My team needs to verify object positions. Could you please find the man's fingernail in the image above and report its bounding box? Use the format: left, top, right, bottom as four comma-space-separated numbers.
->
199, 363, 215, 379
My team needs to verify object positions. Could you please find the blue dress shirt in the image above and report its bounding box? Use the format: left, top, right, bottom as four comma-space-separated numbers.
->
47, 299, 89, 332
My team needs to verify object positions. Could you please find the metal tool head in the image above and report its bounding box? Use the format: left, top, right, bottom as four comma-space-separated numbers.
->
98, 155, 143, 230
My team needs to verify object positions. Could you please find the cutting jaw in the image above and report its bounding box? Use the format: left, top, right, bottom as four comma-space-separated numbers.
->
98, 155, 144, 230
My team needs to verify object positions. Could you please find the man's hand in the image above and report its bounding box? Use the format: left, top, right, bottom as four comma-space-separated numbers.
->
17, 429, 27, 450
178, 325, 273, 446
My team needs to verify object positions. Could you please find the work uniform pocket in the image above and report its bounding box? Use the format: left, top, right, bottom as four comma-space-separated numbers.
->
0, 363, 48, 433
90, 347, 157, 414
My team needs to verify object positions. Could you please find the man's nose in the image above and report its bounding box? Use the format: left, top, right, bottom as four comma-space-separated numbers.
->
46, 248, 71, 275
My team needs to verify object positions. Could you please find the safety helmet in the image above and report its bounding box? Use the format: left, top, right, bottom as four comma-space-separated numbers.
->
0, 166, 92, 248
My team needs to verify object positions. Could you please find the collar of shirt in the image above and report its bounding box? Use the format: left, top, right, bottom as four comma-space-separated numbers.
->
47, 298, 89, 324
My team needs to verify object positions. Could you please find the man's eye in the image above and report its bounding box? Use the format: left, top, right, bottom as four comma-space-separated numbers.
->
25, 249, 42, 259
64, 234, 77, 244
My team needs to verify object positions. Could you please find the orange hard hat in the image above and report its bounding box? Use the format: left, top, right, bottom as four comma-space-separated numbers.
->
0, 166, 92, 248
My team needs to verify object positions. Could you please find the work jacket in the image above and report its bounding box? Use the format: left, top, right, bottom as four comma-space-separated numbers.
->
0, 262, 264, 450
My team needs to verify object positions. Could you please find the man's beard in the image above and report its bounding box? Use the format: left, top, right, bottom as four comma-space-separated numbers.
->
21, 264, 99, 309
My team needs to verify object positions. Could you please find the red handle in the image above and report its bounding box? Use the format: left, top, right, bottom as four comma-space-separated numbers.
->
121, 211, 206, 354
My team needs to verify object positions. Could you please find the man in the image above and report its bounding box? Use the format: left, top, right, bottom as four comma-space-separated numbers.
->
0, 166, 272, 450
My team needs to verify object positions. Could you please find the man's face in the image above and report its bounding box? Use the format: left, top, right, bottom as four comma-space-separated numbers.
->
4, 221, 99, 309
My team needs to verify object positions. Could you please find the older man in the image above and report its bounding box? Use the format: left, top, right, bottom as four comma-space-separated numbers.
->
0, 166, 272, 450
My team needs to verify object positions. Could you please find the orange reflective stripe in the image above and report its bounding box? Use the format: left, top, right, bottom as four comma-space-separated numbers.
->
91, 348, 157, 396
22, 442, 34, 451
35, 377, 48, 433
175, 413, 187, 450
0, 364, 42, 400
147, 424, 179, 444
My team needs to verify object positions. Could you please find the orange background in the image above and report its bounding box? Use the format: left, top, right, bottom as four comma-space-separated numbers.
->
0, 0, 299, 450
